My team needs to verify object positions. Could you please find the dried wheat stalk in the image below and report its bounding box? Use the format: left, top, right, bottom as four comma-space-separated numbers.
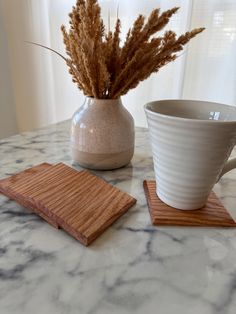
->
60, 0, 205, 99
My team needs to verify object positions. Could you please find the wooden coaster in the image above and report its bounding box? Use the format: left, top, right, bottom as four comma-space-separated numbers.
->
143, 180, 236, 227
0, 163, 136, 245
0, 163, 59, 228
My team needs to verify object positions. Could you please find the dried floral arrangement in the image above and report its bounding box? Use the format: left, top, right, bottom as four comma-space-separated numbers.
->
44, 0, 205, 99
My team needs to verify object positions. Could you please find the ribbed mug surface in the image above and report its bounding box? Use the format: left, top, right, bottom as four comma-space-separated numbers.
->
145, 100, 236, 210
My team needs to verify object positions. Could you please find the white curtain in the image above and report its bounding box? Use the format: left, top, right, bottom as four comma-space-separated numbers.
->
0, 0, 236, 135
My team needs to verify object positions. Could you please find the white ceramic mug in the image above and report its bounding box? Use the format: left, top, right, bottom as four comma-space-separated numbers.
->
145, 99, 236, 210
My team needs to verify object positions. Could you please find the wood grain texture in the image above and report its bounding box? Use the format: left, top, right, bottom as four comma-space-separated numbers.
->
1, 163, 136, 245
143, 180, 236, 227
0, 163, 59, 228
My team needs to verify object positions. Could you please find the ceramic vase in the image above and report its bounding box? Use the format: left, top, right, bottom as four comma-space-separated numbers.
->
71, 97, 135, 170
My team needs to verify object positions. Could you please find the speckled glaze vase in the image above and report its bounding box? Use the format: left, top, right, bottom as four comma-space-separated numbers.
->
71, 97, 135, 170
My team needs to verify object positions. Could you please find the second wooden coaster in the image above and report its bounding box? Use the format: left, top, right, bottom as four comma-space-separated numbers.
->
143, 180, 236, 227
0, 163, 137, 246
0, 163, 59, 228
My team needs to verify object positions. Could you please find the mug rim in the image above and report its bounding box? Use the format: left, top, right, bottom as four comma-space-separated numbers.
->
144, 99, 236, 124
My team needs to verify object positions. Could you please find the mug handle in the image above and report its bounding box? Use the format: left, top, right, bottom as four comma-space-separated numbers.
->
219, 157, 236, 179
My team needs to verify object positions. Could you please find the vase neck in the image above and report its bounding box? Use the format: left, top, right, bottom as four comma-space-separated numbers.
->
86, 97, 122, 107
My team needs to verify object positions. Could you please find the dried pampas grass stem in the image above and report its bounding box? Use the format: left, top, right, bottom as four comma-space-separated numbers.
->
31, 1, 205, 99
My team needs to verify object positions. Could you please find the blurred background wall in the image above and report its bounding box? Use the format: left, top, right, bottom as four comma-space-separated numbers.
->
0, 0, 236, 138
0, 7, 17, 138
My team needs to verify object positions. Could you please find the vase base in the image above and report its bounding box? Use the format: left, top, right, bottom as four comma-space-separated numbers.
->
71, 147, 134, 170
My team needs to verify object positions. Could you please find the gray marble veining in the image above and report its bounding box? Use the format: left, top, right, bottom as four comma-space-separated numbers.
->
0, 120, 236, 314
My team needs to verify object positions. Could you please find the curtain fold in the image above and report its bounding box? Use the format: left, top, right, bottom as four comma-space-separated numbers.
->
183, 0, 236, 105
1, 0, 57, 132
1, 0, 236, 134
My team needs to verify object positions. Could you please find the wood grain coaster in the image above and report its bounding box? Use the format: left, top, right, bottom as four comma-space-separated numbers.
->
0, 163, 59, 228
143, 180, 236, 227
0, 163, 136, 245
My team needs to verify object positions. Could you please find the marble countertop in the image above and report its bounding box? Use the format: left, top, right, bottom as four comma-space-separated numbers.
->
0, 120, 236, 314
